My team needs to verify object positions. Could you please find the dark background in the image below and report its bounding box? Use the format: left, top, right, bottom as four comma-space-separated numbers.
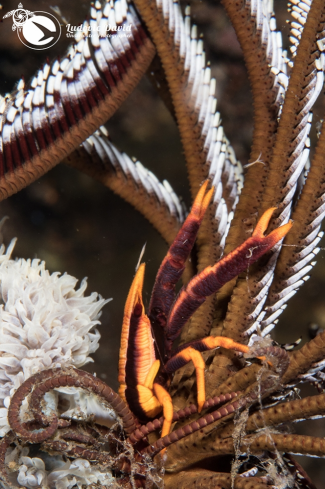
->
0, 0, 324, 484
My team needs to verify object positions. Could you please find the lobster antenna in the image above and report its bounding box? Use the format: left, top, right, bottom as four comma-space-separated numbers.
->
135, 243, 147, 271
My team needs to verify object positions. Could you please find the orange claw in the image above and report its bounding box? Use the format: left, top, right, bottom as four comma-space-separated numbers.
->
252, 207, 293, 246
119, 205, 291, 436
118, 264, 146, 399
118, 264, 172, 425
191, 180, 215, 220
149, 180, 214, 329
118, 264, 156, 407
166, 208, 292, 344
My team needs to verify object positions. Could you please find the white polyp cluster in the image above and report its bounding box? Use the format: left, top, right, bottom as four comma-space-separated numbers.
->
6, 447, 114, 489
0, 238, 110, 436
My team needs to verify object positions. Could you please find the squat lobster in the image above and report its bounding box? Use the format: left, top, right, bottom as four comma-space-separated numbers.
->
118, 181, 292, 441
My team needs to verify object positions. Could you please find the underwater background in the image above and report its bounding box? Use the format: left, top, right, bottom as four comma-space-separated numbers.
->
0, 0, 325, 484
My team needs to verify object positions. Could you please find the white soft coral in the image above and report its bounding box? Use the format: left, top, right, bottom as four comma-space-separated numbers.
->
0, 238, 110, 436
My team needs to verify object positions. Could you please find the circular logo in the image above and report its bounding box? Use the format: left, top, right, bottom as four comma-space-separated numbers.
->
13, 8, 29, 28
17, 11, 61, 50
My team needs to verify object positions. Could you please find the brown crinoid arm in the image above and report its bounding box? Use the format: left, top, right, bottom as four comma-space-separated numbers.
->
261, 114, 325, 334
8, 367, 136, 443
0, 0, 155, 201
282, 329, 325, 384
193, 433, 325, 459
219, 0, 325, 345
240, 433, 325, 458
211, 364, 262, 398
245, 392, 325, 432
221, 0, 287, 252
132, 0, 211, 195
66, 128, 183, 245
164, 471, 270, 489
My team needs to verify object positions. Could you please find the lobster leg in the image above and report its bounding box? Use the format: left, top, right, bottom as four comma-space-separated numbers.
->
165, 208, 292, 348
149, 180, 214, 328
153, 383, 173, 438
165, 346, 206, 412
164, 337, 268, 412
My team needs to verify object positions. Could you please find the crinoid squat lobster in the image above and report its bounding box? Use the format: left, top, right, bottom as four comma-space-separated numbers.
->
118, 181, 292, 438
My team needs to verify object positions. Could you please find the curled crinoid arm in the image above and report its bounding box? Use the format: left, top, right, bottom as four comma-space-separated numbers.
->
0, 432, 20, 488
166, 207, 292, 346
8, 369, 60, 443
9, 367, 136, 443
149, 180, 213, 328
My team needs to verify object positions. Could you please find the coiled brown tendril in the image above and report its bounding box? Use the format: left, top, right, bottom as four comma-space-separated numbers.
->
8, 369, 60, 443
41, 437, 145, 484
128, 391, 240, 445
61, 429, 101, 449
0, 432, 24, 489
41, 439, 113, 464
30, 368, 137, 435
8, 367, 137, 443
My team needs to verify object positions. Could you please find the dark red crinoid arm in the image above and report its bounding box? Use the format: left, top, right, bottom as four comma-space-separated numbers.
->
0, 1, 155, 200
148, 180, 213, 328
165, 208, 292, 346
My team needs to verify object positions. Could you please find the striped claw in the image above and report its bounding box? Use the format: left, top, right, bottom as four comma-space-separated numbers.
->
165, 209, 293, 345
149, 180, 214, 329
118, 264, 173, 438
119, 196, 292, 444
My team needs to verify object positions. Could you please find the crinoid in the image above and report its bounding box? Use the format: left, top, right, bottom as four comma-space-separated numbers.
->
1, 0, 325, 487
